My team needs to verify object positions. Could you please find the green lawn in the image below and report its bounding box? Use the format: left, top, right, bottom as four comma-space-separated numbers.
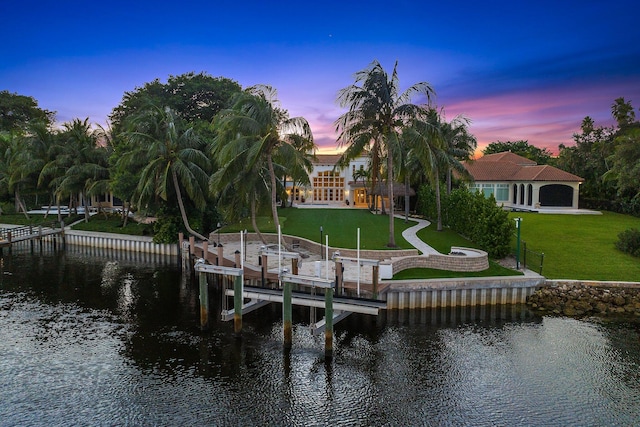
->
508, 211, 640, 281
415, 224, 481, 254
0, 213, 82, 226
71, 214, 153, 236
224, 208, 417, 250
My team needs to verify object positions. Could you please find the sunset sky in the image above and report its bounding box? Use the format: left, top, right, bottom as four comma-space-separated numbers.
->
2, 0, 639, 155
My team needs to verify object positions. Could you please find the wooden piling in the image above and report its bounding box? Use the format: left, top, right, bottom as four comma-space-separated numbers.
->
199, 271, 209, 330
261, 254, 267, 287
217, 244, 224, 266
189, 236, 195, 256
283, 280, 292, 349
335, 260, 343, 295
233, 274, 243, 338
291, 258, 298, 275
202, 241, 208, 262
372, 265, 379, 299
325, 287, 334, 359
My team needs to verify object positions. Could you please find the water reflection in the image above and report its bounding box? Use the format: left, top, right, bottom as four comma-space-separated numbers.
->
0, 249, 639, 426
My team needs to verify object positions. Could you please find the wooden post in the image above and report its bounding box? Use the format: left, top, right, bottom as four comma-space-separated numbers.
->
189, 236, 195, 256
283, 280, 292, 349
291, 258, 298, 275
233, 274, 243, 338
199, 271, 209, 330
217, 244, 223, 266
261, 254, 267, 287
29, 225, 34, 252
38, 225, 43, 251
202, 241, 208, 262
60, 221, 65, 249
325, 287, 333, 359
372, 265, 379, 299
335, 260, 343, 295
234, 250, 241, 268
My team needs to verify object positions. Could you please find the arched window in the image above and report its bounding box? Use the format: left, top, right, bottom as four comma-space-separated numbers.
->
519, 184, 525, 205
513, 184, 518, 204
527, 184, 533, 206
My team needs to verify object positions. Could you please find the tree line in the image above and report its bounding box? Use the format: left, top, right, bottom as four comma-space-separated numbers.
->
1, 67, 637, 250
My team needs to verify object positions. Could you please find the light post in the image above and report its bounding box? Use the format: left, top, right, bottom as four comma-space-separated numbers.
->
320, 226, 324, 260
515, 217, 522, 269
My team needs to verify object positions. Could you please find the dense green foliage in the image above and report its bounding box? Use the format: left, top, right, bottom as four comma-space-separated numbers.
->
556, 98, 640, 216
615, 228, 640, 257
0, 90, 54, 132
417, 186, 514, 258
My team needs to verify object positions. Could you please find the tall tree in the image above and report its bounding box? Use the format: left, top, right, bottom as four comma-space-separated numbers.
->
483, 140, 552, 165
121, 105, 211, 241
211, 85, 314, 235
56, 118, 109, 221
335, 60, 434, 246
0, 91, 54, 133
109, 72, 242, 133
440, 113, 476, 194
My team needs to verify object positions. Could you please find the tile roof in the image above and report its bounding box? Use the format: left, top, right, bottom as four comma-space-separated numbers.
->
464, 152, 583, 182
313, 154, 342, 165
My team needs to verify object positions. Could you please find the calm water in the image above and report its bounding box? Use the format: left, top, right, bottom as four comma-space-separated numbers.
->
1, 247, 639, 426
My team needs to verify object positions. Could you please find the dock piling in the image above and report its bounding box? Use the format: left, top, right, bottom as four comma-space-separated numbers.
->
283, 280, 292, 349
198, 271, 209, 330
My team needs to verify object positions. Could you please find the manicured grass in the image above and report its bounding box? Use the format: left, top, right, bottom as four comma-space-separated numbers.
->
0, 213, 81, 226
393, 261, 523, 279
224, 208, 417, 250
71, 214, 153, 236
508, 211, 640, 281
415, 224, 481, 254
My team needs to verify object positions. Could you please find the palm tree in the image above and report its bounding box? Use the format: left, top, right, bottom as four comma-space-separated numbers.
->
335, 60, 434, 246
440, 112, 476, 194
405, 109, 472, 231
53, 118, 109, 222
212, 85, 314, 234
0, 131, 31, 219
121, 105, 211, 241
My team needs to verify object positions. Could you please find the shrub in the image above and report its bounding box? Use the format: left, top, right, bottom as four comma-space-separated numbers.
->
615, 228, 640, 257
416, 185, 515, 258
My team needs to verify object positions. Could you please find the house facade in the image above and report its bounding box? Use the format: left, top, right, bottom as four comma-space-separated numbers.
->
287, 154, 370, 207
463, 152, 584, 210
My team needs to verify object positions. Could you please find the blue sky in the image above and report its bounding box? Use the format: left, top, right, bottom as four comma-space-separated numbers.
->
2, 0, 639, 154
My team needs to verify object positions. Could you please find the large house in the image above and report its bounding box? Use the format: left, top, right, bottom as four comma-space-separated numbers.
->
463, 152, 584, 210
287, 154, 370, 207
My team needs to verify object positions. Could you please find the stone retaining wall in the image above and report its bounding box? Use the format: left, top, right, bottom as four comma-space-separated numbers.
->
527, 280, 640, 317
391, 247, 489, 274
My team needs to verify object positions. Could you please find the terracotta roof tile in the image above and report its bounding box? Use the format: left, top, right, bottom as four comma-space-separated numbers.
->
314, 154, 342, 165
463, 152, 583, 182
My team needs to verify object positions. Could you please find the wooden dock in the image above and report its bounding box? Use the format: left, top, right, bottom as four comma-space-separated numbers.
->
0, 222, 65, 249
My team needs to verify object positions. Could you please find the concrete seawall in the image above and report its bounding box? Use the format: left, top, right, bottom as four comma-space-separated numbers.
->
383, 275, 545, 309
65, 230, 179, 256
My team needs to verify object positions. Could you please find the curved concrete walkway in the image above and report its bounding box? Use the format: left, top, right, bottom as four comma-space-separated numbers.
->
400, 216, 439, 255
